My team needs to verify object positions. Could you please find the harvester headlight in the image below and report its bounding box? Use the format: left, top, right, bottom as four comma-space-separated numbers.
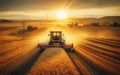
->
53, 33, 56, 36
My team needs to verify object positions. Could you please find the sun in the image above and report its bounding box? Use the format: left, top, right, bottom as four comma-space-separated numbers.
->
57, 10, 67, 20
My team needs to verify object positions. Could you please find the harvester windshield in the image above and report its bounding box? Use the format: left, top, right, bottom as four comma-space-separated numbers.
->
50, 31, 62, 41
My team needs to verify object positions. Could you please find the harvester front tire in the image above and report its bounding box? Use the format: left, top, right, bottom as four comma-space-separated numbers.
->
70, 48, 74, 52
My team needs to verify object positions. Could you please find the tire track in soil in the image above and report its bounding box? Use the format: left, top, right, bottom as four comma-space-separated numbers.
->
74, 38, 120, 75
66, 51, 92, 75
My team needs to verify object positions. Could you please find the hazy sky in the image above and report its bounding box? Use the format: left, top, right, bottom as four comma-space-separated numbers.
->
0, 0, 120, 19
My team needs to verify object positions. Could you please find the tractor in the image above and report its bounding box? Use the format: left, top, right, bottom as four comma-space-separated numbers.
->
38, 31, 74, 52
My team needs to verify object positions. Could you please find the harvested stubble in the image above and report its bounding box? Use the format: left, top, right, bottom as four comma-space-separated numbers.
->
28, 48, 80, 75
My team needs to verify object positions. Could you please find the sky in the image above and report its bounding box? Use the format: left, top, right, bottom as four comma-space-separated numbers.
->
0, 0, 120, 20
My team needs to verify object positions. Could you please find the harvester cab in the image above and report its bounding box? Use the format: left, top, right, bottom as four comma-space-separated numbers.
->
48, 31, 65, 45
38, 31, 74, 52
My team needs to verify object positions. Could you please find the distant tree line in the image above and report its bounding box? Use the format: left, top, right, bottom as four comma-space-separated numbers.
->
67, 22, 78, 27
87, 22, 120, 27
0, 19, 13, 22
112, 22, 120, 27
67, 22, 120, 27
90, 22, 99, 26
27, 25, 38, 31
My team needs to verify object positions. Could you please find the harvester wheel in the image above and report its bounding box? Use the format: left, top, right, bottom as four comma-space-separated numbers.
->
70, 44, 74, 52
49, 42, 53, 45
60, 42, 64, 45
70, 47, 74, 52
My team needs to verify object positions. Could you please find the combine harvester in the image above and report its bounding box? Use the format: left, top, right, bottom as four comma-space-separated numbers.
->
38, 31, 74, 52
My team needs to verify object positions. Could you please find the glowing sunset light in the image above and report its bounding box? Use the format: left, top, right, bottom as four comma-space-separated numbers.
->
57, 10, 67, 20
